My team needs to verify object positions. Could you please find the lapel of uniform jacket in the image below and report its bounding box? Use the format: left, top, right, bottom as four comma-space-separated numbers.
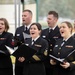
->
50, 26, 60, 37
61, 36, 74, 49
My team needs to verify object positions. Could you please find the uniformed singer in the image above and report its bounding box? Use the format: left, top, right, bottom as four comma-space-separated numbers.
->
50, 21, 75, 75
41, 11, 61, 75
15, 9, 32, 75
18, 23, 49, 75
0, 18, 14, 75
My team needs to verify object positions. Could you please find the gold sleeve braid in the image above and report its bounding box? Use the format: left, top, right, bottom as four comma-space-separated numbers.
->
32, 55, 41, 61
72, 61, 75, 64
44, 49, 48, 56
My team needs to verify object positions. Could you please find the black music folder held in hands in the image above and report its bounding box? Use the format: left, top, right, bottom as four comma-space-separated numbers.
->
49, 54, 64, 63
12, 44, 37, 62
65, 49, 75, 62
49, 49, 75, 63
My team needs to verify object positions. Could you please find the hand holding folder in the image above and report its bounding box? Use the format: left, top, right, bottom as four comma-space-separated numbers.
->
12, 44, 37, 62
49, 49, 75, 63
49, 54, 64, 63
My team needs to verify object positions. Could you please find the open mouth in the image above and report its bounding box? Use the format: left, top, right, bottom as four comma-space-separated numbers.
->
22, 19, 25, 22
61, 31, 64, 35
31, 33, 35, 35
0, 28, 2, 30
48, 22, 50, 25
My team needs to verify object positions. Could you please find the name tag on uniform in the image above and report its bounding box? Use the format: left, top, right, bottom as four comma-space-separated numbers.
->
17, 34, 20, 36
42, 35, 46, 38
66, 45, 73, 48
25, 44, 29, 46
0, 38, 6, 40
34, 44, 41, 47
53, 36, 58, 39
55, 45, 58, 47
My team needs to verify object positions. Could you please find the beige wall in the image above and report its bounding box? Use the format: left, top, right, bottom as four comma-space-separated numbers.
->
24, 4, 36, 23
0, 4, 36, 35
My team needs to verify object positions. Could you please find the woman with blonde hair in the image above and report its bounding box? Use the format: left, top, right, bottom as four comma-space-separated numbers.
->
50, 21, 75, 75
0, 18, 14, 75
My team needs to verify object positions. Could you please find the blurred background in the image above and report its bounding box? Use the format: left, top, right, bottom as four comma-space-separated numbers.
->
0, 0, 75, 75
0, 0, 75, 35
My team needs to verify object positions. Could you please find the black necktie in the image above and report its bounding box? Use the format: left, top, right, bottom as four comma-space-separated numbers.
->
25, 27, 28, 31
49, 29, 53, 33
49, 29, 53, 37
61, 40, 66, 47
24, 27, 28, 33
31, 40, 35, 45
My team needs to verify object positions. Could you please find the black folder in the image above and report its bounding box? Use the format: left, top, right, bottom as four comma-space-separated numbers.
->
49, 49, 75, 63
49, 54, 64, 63
12, 44, 37, 62
65, 49, 75, 62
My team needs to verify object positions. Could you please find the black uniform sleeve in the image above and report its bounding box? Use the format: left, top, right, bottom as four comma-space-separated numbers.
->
6, 33, 14, 49
69, 61, 75, 70
30, 40, 48, 62
14, 27, 24, 47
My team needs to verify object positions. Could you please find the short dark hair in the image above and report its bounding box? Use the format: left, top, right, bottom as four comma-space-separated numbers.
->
30, 23, 42, 31
23, 9, 32, 16
48, 11, 58, 19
